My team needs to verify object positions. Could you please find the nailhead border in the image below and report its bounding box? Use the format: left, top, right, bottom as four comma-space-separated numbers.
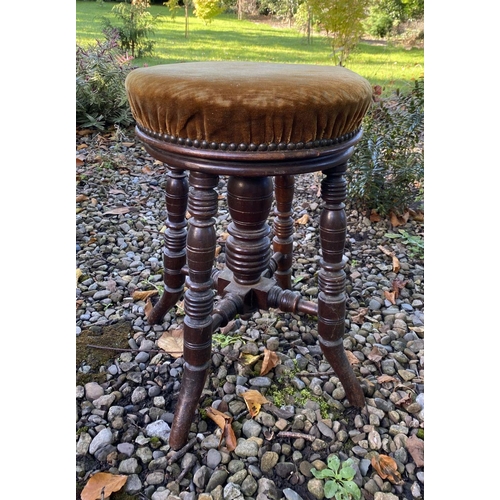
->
138, 125, 360, 152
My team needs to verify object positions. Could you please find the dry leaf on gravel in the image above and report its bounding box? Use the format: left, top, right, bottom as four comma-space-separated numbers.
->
295, 213, 309, 225
241, 390, 270, 418
392, 279, 408, 298
157, 328, 184, 358
392, 255, 401, 273
367, 346, 385, 363
239, 353, 262, 367
346, 350, 360, 365
384, 290, 396, 305
406, 434, 424, 467
205, 407, 237, 451
351, 307, 368, 325
103, 206, 131, 215
260, 348, 279, 375
371, 455, 403, 485
132, 290, 158, 301
377, 374, 397, 384
81, 472, 127, 500
390, 211, 410, 227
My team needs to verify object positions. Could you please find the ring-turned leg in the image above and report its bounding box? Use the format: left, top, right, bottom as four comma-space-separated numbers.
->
317, 165, 365, 407
273, 175, 295, 290
169, 171, 219, 450
147, 168, 188, 325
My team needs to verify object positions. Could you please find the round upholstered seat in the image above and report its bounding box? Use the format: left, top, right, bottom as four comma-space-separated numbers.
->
125, 61, 373, 156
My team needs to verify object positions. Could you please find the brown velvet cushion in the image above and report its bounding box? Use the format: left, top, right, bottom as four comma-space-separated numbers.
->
125, 61, 372, 148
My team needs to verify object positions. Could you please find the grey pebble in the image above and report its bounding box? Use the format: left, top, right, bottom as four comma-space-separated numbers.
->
283, 488, 304, 500
89, 427, 113, 455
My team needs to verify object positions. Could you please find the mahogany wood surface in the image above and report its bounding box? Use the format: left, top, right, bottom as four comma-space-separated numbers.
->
135, 129, 367, 450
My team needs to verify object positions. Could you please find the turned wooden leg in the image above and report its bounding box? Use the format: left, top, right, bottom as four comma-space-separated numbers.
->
147, 168, 188, 325
317, 165, 365, 408
226, 176, 274, 286
169, 171, 218, 450
273, 175, 294, 290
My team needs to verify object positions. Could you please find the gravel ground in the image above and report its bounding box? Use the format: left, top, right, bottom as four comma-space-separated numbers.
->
76, 126, 424, 500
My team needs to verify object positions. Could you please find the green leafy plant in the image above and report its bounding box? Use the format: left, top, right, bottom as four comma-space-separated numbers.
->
212, 333, 242, 348
385, 229, 424, 259
347, 77, 424, 217
104, 0, 157, 57
76, 30, 135, 130
311, 455, 361, 500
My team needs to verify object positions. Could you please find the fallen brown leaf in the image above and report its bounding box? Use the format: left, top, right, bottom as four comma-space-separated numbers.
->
392, 279, 408, 299
76, 194, 88, 203
103, 206, 131, 215
371, 455, 403, 485
390, 211, 410, 227
377, 374, 397, 384
367, 346, 384, 363
260, 348, 279, 376
132, 290, 158, 301
205, 407, 237, 451
157, 328, 184, 358
241, 390, 270, 418
384, 290, 396, 305
239, 353, 262, 367
406, 434, 424, 467
77, 128, 94, 136
392, 255, 400, 273
296, 213, 309, 225
346, 350, 360, 365
378, 245, 394, 257
395, 393, 412, 406
369, 210, 381, 222
81, 472, 127, 500
351, 307, 368, 325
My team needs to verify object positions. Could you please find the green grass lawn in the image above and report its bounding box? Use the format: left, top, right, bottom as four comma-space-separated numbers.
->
76, 1, 424, 94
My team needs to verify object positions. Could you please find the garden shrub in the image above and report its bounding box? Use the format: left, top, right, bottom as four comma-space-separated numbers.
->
76, 30, 135, 130
103, 0, 157, 58
364, 9, 394, 38
347, 78, 424, 217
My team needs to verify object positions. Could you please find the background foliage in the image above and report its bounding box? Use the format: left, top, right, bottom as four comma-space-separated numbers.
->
76, 30, 135, 130
347, 78, 424, 216
76, 0, 424, 215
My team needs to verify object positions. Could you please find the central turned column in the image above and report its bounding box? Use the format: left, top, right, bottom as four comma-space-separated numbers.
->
225, 176, 274, 285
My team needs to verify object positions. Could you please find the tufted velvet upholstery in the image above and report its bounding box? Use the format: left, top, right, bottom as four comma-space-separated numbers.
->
125, 61, 373, 151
